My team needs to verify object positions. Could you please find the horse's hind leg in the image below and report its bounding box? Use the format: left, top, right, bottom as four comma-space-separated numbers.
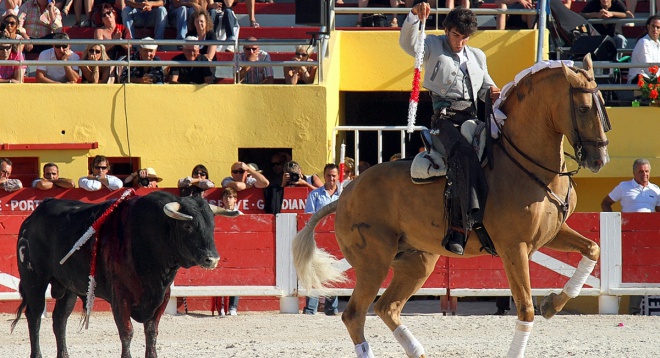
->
540, 223, 599, 319
374, 250, 438, 358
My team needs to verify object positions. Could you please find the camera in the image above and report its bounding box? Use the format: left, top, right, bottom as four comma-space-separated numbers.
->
139, 177, 150, 187
289, 173, 300, 183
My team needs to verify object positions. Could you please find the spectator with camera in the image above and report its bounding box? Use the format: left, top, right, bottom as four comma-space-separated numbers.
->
281, 161, 322, 190
32, 163, 75, 190
124, 167, 162, 188
178, 164, 215, 197
221, 161, 269, 191
78, 155, 124, 191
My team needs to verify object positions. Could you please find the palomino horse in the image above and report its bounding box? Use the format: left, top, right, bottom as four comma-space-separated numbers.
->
293, 55, 610, 358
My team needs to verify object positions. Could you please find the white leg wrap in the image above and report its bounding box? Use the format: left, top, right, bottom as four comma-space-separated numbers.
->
507, 320, 534, 358
355, 341, 375, 358
563, 256, 597, 298
393, 325, 426, 358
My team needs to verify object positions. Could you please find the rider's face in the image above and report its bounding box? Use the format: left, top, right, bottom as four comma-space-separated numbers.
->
446, 28, 470, 53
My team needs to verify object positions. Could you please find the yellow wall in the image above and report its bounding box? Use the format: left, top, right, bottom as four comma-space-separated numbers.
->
1, 29, 657, 210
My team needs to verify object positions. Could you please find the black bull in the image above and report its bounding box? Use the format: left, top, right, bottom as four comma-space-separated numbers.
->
11, 191, 237, 358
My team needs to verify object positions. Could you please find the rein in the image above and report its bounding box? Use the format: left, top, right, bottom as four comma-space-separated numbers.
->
490, 76, 609, 221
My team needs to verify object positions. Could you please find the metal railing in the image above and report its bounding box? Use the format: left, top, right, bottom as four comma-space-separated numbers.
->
0, 38, 321, 83
332, 125, 428, 173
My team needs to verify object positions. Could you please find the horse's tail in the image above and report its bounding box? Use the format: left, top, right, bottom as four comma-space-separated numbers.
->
292, 201, 347, 294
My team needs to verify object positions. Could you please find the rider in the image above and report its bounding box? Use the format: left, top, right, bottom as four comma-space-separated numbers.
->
400, 4, 501, 255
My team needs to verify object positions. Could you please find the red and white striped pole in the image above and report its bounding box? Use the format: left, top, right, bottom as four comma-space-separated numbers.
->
407, 23, 426, 134
339, 142, 346, 184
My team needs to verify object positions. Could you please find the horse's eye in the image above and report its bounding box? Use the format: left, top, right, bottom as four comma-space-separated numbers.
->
578, 105, 590, 114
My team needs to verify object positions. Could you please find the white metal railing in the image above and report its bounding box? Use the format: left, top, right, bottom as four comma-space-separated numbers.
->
332, 125, 427, 174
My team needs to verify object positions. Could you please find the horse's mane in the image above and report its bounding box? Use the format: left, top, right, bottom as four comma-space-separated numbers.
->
490, 60, 579, 138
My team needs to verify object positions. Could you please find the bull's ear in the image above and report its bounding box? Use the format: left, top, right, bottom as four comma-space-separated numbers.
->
209, 204, 240, 217
163, 202, 193, 221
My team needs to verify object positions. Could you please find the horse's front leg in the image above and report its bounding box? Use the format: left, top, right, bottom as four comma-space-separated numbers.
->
540, 223, 599, 319
499, 244, 535, 358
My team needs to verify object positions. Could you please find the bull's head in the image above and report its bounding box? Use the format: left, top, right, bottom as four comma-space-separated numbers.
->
162, 199, 237, 269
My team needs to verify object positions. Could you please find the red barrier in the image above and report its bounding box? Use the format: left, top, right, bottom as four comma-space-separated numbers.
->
621, 213, 660, 283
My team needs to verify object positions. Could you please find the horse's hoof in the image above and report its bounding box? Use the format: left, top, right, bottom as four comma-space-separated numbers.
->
540, 293, 558, 319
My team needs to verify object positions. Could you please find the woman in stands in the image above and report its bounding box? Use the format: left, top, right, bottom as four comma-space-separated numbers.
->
0, 33, 25, 83
94, 3, 132, 60
178, 164, 215, 198
284, 45, 317, 85
628, 15, 660, 84
2, 14, 27, 53
186, 9, 217, 61
80, 43, 113, 83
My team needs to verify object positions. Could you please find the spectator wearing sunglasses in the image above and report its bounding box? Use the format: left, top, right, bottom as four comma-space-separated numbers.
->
237, 37, 273, 84
94, 4, 132, 60
178, 164, 215, 197
80, 43, 113, 83
36, 32, 80, 83
221, 161, 269, 191
17, 0, 63, 53
0, 33, 26, 83
284, 45, 316, 85
79, 155, 124, 191
2, 14, 27, 53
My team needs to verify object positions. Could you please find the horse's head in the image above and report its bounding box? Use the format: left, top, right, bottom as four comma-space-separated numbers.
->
559, 54, 611, 173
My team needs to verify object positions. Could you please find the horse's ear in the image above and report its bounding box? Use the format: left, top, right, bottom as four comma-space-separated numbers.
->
561, 61, 582, 88
582, 53, 595, 78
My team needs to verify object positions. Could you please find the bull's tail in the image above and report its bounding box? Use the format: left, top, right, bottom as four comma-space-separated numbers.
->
10, 286, 27, 333
292, 201, 347, 295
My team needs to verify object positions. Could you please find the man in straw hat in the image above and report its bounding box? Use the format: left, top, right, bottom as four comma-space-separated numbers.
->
120, 37, 164, 83
124, 167, 163, 188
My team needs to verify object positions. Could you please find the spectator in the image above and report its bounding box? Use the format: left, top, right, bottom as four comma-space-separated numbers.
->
281, 161, 323, 190
120, 37, 165, 83
601, 158, 660, 315
169, 0, 200, 40
1, 158, 23, 192
494, 0, 536, 30
266, 152, 288, 187
303, 163, 341, 316
221, 161, 269, 191
207, 0, 238, 52
284, 45, 317, 85
627, 15, 660, 84
358, 160, 371, 174
581, 0, 632, 52
357, 0, 406, 28
31, 163, 75, 190
70, 0, 94, 27
78, 155, 124, 191
389, 153, 402, 161
168, 36, 214, 83
2, 1, 22, 16
238, 0, 258, 28
341, 157, 356, 188
124, 167, 162, 188
237, 37, 273, 84
36, 33, 80, 83
122, 0, 168, 40
17, 0, 63, 53
94, 3, 132, 60
178, 164, 214, 197
186, 8, 216, 61
80, 43, 113, 83
219, 186, 243, 316
0, 33, 25, 83
3, 14, 26, 53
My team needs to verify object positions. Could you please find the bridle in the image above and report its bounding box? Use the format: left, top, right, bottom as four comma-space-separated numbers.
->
488, 70, 611, 221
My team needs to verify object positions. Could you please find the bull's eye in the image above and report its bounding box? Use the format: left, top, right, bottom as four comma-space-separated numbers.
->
183, 223, 194, 233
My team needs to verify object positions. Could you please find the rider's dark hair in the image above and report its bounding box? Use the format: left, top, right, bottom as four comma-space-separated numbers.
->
442, 7, 478, 37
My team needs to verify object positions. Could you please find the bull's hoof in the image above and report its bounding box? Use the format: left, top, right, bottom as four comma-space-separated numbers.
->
540, 293, 559, 319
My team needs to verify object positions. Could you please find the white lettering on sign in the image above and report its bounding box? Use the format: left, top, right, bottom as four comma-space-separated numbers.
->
281, 198, 306, 211
9, 200, 43, 211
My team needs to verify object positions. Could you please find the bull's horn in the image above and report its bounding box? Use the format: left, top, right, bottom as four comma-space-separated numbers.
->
163, 202, 193, 221
209, 204, 241, 217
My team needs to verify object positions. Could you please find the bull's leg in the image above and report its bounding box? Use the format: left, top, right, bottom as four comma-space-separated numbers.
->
339, 227, 397, 358
499, 244, 535, 358
144, 289, 170, 358
51, 290, 78, 358
19, 279, 49, 358
541, 223, 600, 319
111, 299, 135, 358
374, 250, 439, 358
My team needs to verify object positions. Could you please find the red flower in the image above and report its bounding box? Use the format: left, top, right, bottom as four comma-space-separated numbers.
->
649, 65, 659, 75
638, 78, 645, 87
650, 89, 659, 100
